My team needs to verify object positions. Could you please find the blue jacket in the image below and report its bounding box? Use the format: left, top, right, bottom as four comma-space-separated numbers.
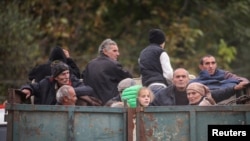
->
190, 69, 239, 90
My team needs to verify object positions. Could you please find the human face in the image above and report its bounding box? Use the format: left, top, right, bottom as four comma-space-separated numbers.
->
187, 90, 202, 105
199, 56, 217, 75
138, 89, 151, 107
54, 70, 70, 86
103, 44, 120, 61
68, 88, 77, 105
172, 68, 189, 91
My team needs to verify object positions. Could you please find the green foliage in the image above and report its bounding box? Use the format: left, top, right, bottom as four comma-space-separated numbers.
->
0, 1, 41, 101
217, 39, 237, 70
1, 0, 250, 101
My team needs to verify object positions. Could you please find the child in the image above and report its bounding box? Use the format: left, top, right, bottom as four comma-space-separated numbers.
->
112, 86, 154, 108
137, 87, 155, 107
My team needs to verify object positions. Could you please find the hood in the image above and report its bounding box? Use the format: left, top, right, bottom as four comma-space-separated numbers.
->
49, 46, 67, 62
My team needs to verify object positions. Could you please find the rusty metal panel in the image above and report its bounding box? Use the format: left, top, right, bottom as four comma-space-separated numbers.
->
6, 104, 250, 141
139, 105, 250, 141
15, 111, 68, 141
140, 111, 189, 141
6, 104, 127, 141
74, 112, 125, 141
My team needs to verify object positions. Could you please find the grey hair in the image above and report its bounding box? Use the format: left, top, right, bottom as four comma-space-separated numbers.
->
56, 85, 71, 104
98, 38, 117, 54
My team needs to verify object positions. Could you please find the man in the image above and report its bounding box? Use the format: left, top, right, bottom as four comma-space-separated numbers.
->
21, 61, 96, 105
151, 68, 242, 106
190, 54, 249, 90
139, 28, 173, 95
151, 68, 189, 106
82, 38, 133, 105
56, 85, 77, 105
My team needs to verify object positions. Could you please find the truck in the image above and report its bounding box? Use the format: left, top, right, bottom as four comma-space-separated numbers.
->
4, 87, 250, 141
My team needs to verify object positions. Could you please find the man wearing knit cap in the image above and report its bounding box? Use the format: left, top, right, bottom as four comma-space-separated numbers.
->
139, 28, 173, 95
20, 61, 98, 105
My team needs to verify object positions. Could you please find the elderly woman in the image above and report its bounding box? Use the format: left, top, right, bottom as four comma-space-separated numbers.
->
186, 82, 216, 106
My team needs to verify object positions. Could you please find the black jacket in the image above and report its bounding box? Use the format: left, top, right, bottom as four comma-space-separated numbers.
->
21, 76, 94, 105
139, 43, 167, 86
28, 46, 81, 82
83, 55, 132, 104
151, 84, 236, 106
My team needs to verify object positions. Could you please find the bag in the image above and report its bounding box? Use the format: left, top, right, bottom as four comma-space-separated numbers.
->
76, 95, 102, 106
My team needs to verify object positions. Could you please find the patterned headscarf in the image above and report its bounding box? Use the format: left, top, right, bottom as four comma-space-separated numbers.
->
187, 82, 216, 105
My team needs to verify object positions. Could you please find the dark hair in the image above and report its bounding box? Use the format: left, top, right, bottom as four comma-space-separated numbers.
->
200, 54, 214, 65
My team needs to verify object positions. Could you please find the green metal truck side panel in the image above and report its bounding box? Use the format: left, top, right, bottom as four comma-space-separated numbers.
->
140, 106, 250, 141
5, 104, 250, 141
6, 104, 127, 141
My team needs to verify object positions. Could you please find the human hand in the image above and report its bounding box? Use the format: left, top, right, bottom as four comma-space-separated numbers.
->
63, 49, 70, 58
21, 89, 31, 99
234, 82, 250, 90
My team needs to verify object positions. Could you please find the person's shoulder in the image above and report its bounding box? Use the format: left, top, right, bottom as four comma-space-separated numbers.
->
155, 86, 170, 96
39, 76, 53, 83
30, 62, 50, 71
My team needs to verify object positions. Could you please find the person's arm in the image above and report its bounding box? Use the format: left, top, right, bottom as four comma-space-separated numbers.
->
21, 82, 40, 99
71, 77, 95, 97
211, 87, 235, 103
150, 95, 160, 106
210, 81, 249, 103
112, 61, 133, 80
66, 58, 81, 78
160, 52, 173, 80
224, 71, 249, 83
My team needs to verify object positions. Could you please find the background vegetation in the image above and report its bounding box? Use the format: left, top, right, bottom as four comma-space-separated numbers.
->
1, 0, 250, 102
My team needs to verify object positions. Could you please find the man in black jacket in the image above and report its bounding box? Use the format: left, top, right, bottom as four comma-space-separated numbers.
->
21, 61, 98, 105
82, 38, 133, 105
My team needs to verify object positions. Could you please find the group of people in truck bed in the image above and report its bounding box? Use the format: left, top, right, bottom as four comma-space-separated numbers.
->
17, 28, 249, 107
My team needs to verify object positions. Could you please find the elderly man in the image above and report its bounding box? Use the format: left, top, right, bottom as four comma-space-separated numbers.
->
56, 85, 77, 105
151, 68, 189, 106
82, 38, 132, 105
21, 61, 96, 105
151, 68, 243, 106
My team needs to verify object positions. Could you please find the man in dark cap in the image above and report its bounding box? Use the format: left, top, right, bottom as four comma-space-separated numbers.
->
139, 28, 173, 95
20, 61, 100, 105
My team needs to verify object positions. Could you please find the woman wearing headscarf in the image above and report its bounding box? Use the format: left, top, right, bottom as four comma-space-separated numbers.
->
186, 82, 216, 106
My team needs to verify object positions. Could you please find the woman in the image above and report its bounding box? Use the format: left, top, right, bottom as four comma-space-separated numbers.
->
186, 82, 216, 106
